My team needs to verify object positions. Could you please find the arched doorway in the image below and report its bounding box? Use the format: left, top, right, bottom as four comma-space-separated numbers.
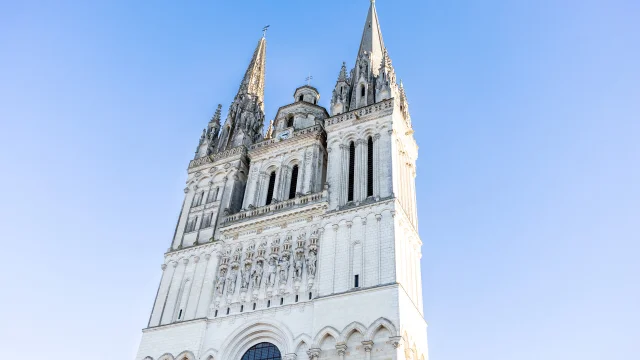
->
241, 342, 282, 360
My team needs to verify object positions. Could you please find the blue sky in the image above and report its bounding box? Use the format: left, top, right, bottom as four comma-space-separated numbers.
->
1, 0, 638, 359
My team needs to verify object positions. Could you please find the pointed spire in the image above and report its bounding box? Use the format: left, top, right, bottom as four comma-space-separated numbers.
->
210, 104, 222, 126
356, 0, 386, 75
338, 61, 348, 81
236, 36, 267, 110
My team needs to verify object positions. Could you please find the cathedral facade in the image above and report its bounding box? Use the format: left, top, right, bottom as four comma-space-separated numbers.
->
136, 2, 426, 360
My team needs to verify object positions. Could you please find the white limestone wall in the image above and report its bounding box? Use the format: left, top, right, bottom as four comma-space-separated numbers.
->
137, 285, 407, 360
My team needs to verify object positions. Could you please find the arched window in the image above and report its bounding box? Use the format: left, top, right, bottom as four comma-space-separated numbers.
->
286, 115, 294, 128
289, 165, 299, 199
348, 142, 355, 202
298, 95, 304, 102
367, 136, 374, 197
265, 171, 277, 205
360, 85, 366, 97
241, 342, 282, 360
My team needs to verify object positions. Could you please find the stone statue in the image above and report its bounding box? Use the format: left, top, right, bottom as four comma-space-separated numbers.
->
241, 263, 251, 290
278, 255, 290, 284
227, 268, 238, 295
215, 268, 227, 295
267, 258, 277, 286
251, 262, 263, 288
294, 253, 304, 280
306, 251, 317, 277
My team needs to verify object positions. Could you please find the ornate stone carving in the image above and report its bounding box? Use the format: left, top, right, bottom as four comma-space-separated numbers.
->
215, 268, 227, 296
240, 263, 251, 290
307, 348, 320, 360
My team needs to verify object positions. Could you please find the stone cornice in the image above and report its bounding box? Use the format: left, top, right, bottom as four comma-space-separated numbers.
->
325, 98, 394, 130
188, 145, 248, 171
274, 101, 329, 120
249, 125, 326, 158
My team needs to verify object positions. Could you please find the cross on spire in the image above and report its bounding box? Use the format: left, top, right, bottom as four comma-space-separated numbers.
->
262, 25, 270, 38
306, 73, 313, 85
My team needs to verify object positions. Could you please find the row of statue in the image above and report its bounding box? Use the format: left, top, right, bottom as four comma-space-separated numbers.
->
214, 231, 320, 299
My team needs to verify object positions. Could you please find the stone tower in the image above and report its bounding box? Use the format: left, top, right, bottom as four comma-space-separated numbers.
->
136, 2, 426, 360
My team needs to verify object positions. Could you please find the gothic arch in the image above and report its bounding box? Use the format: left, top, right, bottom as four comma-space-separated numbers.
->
339, 321, 367, 343
175, 350, 196, 360
142, 357, 154, 360
361, 127, 378, 140
158, 353, 174, 360
260, 161, 280, 174
342, 132, 359, 146
312, 325, 341, 346
365, 317, 398, 340
219, 319, 294, 360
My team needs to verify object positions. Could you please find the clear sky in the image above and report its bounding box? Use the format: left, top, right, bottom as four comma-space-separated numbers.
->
0, 0, 638, 359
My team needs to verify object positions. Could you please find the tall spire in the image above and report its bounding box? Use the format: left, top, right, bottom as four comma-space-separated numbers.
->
356, 0, 386, 76
236, 36, 267, 111
216, 35, 267, 152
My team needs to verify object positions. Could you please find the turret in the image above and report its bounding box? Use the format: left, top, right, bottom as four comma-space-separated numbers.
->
194, 104, 223, 159
330, 62, 351, 115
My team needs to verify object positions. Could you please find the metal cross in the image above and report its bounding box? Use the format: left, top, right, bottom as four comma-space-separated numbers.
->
306, 74, 313, 85
262, 25, 270, 38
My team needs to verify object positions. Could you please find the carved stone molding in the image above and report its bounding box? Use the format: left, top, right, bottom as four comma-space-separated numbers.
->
362, 340, 374, 352
307, 348, 321, 360
335, 342, 347, 356
161, 264, 167, 271
193, 256, 200, 263
388, 336, 404, 348
182, 258, 189, 265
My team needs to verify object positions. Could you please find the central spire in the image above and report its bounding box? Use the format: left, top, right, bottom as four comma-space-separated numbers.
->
356, 0, 386, 76
236, 36, 267, 111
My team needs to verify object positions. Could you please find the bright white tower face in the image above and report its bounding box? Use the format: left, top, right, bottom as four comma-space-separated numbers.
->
136, 2, 426, 360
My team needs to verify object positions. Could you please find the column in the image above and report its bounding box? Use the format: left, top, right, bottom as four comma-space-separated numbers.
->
336, 343, 347, 360
159, 261, 179, 325
362, 341, 374, 360
373, 134, 381, 198
359, 138, 367, 201
148, 263, 173, 327
195, 253, 216, 318
162, 258, 189, 324
340, 144, 347, 205
173, 187, 195, 249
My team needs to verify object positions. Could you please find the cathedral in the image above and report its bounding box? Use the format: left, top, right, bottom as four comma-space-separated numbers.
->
136, 1, 426, 359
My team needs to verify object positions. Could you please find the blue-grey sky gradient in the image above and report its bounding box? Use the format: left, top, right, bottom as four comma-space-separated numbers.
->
1, 1, 638, 359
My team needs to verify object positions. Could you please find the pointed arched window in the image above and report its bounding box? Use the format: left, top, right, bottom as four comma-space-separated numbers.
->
265, 171, 277, 205
360, 85, 366, 97
289, 165, 299, 199
367, 136, 374, 197
348, 142, 355, 202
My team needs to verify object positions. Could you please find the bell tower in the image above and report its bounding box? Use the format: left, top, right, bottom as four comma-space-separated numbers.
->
136, 2, 427, 360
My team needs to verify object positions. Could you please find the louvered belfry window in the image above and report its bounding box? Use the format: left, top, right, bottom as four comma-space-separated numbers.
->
348, 142, 355, 202
265, 171, 276, 205
289, 165, 299, 199
367, 136, 374, 197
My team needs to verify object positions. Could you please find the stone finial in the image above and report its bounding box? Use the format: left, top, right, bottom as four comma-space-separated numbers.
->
338, 61, 348, 81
